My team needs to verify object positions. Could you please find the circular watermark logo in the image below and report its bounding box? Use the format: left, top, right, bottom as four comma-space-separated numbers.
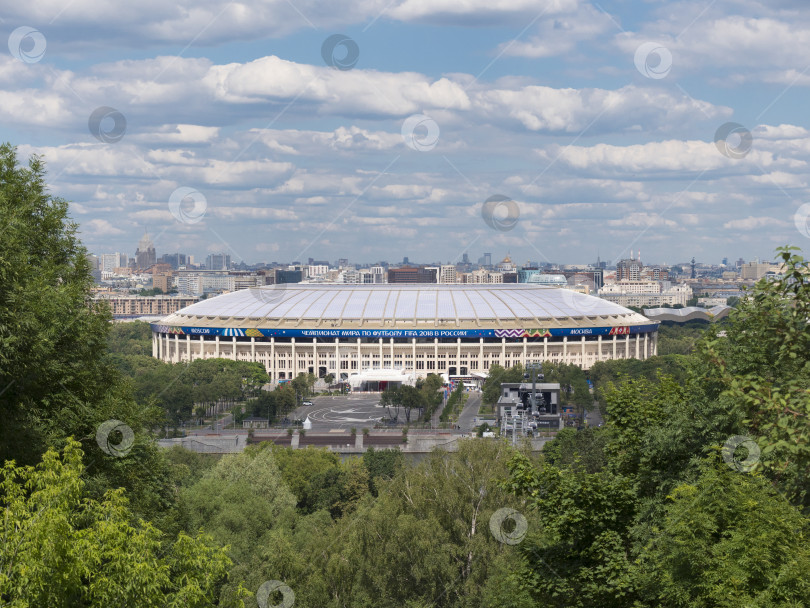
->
722, 435, 760, 473
88, 106, 127, 143
559, 277, 602, 317
96, 419, 135, 457
256, 580, 295, 608
481, 195, 520, 232
793, 203, 810, 239
489, 507, 528, 545
249, 282, 288, 308
321, 34, 359, 71
169, 187, 207, 224
714, 122, 752, 159
634, 42, 671, 79
401, 114, 440, 152
8, 26, 46, 64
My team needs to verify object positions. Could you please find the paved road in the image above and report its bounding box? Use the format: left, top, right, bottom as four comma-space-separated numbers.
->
457, 392, 482, 432
585, 401, 605, 427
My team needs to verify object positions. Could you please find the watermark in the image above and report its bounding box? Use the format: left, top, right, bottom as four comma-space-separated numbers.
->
95, 419, 135, 457
321, 34, 359, 71
793, 203, 810, 239
88, 106, 127, 144
481, 195, 519, 232
559, 277, 602, 317
256, 580, 295, 608
249, 282, 288, 308
401, 114, 440, 152
8, 26, 46, 63
489, 507, 528, 545
634, 42, 671, 79
169, 187, 207, 224
714, 122, 752, 159
721, 435, 760, 473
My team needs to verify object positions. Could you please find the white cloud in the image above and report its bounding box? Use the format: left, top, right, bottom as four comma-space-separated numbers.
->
81, 218, 125, 236
724, 216, 786, 230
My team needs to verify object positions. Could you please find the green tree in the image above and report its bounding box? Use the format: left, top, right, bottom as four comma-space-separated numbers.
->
0, 440, 238, 607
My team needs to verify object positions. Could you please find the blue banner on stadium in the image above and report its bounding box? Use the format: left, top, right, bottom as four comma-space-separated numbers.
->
152, 324, 658, 338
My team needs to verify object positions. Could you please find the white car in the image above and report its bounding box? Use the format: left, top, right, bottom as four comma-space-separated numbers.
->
302, 400, 314, 406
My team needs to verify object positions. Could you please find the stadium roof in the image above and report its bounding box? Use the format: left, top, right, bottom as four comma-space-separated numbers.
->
161, 284, 654, 330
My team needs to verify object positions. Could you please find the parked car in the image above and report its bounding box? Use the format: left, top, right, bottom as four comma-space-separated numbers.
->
302, 400, 314, 406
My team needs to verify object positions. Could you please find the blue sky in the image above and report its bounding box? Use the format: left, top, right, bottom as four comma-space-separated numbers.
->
3, 0, 810, 267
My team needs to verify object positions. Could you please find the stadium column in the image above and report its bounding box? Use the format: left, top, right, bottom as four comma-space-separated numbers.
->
412, 338, 417, 368
199, 335, 204, 360
232, 336, 237, 360
379, 338, 383, 365
522, 337, 527, 366
152, 332, 157, 357
635, 334, 640, 359
643, 332, 648, 360
544, 336, 548, 359
186, 334, 191, 362
312, 338, 317, 374
174, 334, 179, 363
457, 338, 462, 369
157, 333, 162, 359
270, 337, 275, 378
356, 338, 361, 370
563, 337, 567, 364
292, 338, 296, 377
251, 336, 255, 361
390, 338, 395, 363
479, 338, 483, 365
625, 334, 630, 359
653, 333, 658, 356
581, 336, 586, 364
335, 338, 340, 375
612, 334, 617, 358
597, 335, 602, 363
215, 335, 220, 358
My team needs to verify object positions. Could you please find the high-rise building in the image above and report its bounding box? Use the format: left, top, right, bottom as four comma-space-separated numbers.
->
616, 255, 642, 281
206, 253, 231, 271
439, 265, 457, 284
135, 233, 156, 270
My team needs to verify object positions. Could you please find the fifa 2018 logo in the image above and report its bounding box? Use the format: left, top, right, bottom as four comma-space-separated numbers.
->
609, 326, 630, 335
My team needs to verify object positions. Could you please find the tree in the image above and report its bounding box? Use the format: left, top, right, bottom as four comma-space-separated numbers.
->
0, 439, 237, 607
324, 373, 335, 386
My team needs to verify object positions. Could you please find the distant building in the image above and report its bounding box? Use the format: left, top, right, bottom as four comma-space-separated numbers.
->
524, 274, 568, 287
740, 261, 777, 280
599, 281, 692, 307
616, 255, 642, 281
94, 294, 198, 318
387, 267, 437, 283
439, 265, 457, 284
276, 269, 303, 284
135, 233, 156, 270
206, 253, 231, 271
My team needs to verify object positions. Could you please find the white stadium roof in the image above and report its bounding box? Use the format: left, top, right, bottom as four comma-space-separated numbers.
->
161, 284, 653, 329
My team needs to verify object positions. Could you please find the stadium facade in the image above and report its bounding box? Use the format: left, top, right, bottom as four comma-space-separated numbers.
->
151, 284, 659, 381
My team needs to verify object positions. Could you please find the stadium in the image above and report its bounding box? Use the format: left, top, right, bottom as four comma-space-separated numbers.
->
151, 284, 659, 387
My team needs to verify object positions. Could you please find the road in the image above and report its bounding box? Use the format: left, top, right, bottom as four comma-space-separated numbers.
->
457, 392, 482, 432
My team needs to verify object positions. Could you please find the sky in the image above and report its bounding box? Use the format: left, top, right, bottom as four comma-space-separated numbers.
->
3, 0, 810, 267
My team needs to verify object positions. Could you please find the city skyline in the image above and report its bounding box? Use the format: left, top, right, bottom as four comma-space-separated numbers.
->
4, 1, 810, 264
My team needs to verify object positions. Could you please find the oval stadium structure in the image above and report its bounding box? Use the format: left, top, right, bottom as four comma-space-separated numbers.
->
151, 283, 659, 382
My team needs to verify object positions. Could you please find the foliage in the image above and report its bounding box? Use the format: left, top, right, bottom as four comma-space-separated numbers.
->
0, 440, 235, 607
